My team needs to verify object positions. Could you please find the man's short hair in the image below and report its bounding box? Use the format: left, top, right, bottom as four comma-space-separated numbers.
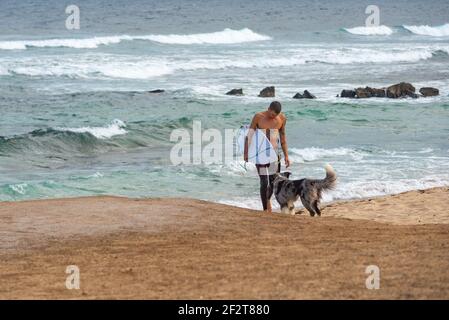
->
269, 101, 282, 114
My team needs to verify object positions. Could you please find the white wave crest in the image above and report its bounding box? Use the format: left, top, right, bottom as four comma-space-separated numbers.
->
0, 36, 129, 50
3, 54, 175, 79
55, 119, 127, 139
96, 62, 174, 79
138, 28, 271, 44
9, 183, 28, 195
289, 147, 365, 163
344, 25, 394, 36
2, 44, 447, 80
322, 177, 449, 202
309, 47, 435, 64
403, 23, 449, 37
0, 28, 271, 50
88, 172, 104, 178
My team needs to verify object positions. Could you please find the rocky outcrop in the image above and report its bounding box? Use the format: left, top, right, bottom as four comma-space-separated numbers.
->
386, 82, 417, 99
225, 88, 244, 96
340, 89, 356, 98
419, 87, 439, 97
355, 87, 386, 98
339, 82, 432, 99
293, 90, 316, 99
355, 87, 370, 98
258, 86, 275, 97
368, 87, 385, 97
148, 89, 165, 94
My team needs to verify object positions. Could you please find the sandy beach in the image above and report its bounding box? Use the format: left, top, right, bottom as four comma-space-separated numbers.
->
1, 186, 448, 299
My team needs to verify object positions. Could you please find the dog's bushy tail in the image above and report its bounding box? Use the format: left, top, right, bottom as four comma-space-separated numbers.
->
315, 164, 337, 191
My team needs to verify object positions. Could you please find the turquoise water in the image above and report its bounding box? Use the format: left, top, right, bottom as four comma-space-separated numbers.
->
1, 0, 449, 209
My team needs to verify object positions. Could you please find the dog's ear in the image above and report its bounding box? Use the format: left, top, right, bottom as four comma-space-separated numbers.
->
281, 172, 291, 179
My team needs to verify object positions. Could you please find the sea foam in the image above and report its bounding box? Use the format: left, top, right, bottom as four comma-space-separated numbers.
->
344, 25, 394, 35
217, 176, 449, 211
0, 36, 128, 50
403, 23, 449, 37
289, 147, 366, 162
0, 28, 271, 50
137, 28, 271, 44
2, 45, 446, 80
55, 119, 127, 139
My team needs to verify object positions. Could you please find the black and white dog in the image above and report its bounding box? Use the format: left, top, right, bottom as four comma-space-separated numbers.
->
273, 165, 337, 216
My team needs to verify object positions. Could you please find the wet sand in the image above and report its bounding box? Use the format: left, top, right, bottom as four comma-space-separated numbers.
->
1, 187, 449, 299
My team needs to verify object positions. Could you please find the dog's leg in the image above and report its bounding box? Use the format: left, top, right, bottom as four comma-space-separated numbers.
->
281, 205, 289, 214
313, 201, 321, 216
299, 196, 315, 217
288, 200, 295, 215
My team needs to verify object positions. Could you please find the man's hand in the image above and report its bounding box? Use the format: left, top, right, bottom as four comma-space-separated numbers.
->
285, 156, 290, 168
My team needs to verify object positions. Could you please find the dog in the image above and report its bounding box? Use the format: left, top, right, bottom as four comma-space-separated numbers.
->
273, 164, 337, 216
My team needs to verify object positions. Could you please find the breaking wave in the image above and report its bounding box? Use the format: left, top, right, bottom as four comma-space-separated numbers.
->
2, 45, 448, 80
0, 28, 271, 50
403, 23, 449, 37
54, 119, 127, 139
343, 25, 394, 36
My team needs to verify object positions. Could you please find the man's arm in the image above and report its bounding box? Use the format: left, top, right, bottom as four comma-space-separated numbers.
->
279, 115, 290, 168
244, 114, 259, 162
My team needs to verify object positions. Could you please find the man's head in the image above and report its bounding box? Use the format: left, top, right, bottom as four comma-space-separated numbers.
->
267, 101, 282, 119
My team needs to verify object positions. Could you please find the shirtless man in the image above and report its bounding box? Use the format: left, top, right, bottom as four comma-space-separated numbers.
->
244, 101, 290, 212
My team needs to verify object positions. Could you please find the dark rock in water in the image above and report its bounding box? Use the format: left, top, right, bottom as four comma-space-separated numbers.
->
419, 87, 439, 97
340, 89, 356, 98
341, 84, 419, 99
148, 89, 165, 94
355, 87, 386, 98
355, 87, 371, 98
293, 90, 316, 99
226, 88, 243, 96
258, 86, 275, 97
303, 90, 316, 99
368, 87, 386, 98
386, 82, 416, 99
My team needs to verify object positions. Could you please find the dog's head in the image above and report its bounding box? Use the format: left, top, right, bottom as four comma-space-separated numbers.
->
273, 171, 291, 182
279, 171, 291, 179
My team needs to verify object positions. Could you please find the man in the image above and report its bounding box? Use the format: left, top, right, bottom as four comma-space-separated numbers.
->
244, 101, 290, 212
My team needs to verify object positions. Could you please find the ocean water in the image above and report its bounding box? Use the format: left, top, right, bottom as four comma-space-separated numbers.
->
1, 0, 449, 210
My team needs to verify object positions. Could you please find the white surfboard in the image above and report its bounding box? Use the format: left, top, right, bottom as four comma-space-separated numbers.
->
236, 125, 279, 164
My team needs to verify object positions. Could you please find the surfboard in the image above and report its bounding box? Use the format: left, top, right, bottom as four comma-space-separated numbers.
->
236, 125, 279, 164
